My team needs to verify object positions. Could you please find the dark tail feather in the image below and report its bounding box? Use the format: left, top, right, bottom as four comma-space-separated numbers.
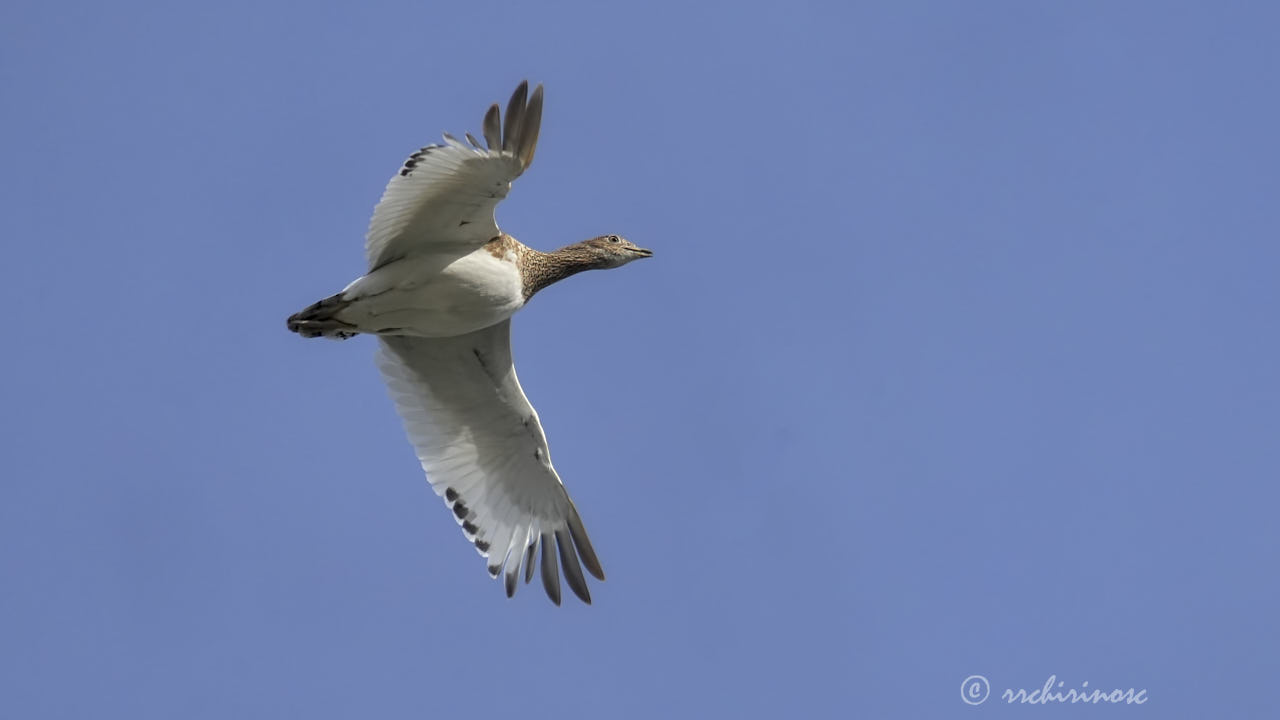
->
287, 294, 359, 340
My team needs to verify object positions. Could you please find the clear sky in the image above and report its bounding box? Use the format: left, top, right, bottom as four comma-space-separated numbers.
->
2, 1, 1277, 717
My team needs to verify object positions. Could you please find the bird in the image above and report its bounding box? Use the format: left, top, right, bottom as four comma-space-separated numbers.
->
287, 81, 651, 605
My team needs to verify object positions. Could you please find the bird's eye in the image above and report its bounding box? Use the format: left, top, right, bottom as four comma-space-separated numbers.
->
608, 235, 620, 243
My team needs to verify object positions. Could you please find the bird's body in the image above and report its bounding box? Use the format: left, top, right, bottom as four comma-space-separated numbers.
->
322, 238, 526, 338
287, 81, 650, 605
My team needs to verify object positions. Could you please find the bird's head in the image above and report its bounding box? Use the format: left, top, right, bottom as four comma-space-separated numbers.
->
579, 234, 653, 268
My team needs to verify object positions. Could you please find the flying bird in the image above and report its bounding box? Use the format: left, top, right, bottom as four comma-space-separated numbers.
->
287, 81, 650, 605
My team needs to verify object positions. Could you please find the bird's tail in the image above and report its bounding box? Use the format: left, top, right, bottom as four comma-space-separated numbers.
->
287, 293, 360, 340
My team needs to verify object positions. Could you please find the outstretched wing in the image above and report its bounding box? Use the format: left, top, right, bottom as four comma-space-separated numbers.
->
364, 81, 544, 271
375, 320, 605, 605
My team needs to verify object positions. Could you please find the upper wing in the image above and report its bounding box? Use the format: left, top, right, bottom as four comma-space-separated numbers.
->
375, 320, 605, 605
364, 81, 544, 271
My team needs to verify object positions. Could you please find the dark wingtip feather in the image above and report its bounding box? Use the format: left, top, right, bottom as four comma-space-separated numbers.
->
556, 528, 592, 604
483, 103, 501, 151
518, 84, 543, 170
523, 539, 537, 584
567, 505, 605, 581
504, 557, 518, 598
502, 80, 529, 152
539, 532, 561, 606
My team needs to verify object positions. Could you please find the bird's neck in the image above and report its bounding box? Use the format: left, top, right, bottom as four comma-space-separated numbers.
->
521, 244, 608, 300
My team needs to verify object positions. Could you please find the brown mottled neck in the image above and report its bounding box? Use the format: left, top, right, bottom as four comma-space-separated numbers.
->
483, 234, 614, 301
517, 242, 613, 301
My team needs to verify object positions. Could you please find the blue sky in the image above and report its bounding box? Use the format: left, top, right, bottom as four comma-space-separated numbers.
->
2, 1, 1277, 717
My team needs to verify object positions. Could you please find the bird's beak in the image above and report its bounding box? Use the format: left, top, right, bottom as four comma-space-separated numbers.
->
629, 247, 654, 258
